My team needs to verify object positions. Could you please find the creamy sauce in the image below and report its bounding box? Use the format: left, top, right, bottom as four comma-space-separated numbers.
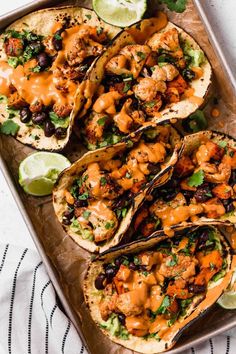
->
126, 12, 168, 44
0, 24, 102, 107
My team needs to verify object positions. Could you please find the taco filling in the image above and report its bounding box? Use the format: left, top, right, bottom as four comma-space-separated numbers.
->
81, 25, 206, 150
89, 227, 229, 350
61, 125, 177, 244
133, 133, 236, 238
0, 9, 113, 145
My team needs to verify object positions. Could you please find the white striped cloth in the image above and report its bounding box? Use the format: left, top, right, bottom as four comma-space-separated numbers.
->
0, 243, 235, 354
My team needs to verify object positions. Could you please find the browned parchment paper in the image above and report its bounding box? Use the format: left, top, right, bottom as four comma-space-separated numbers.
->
0, 1, 236, 353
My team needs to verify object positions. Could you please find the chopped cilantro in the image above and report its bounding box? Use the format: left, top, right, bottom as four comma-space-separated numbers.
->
142, 271, 149, 276
144, 101, 156, 108
0, 120, 20, 136
78, 192, 89, 200
83, 210, 91, 220
105, 221, 115, 229
100, 176, 107, 186
123, 82, 131, 93
218, 141, 227, 148
97, 27, 103, 35
133, 256, 140, 265
85, 14, 92, 20
159, 0, 187, 13
30, 65, 41, 73
125, 172, 132, 179
136, 51, 146, 60
167, 254, 178, 267
210, 262, 215, 270
188, 169, 204, 187
8, 57, 20, 68
97, 116, 107, 126
54, 33, 62, 41
49, 111, 70, 128
122, 208, 128, 218
155, 296, 170, 315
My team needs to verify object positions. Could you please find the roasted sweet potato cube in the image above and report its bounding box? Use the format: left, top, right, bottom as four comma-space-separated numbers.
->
206, 141, 225, 160
174, 155, 195, 177
212, 183, 233, 199
167, 74, 188, 94
202, 197, 226, 218
8, 91, 26, 109
4, 37, 24, 57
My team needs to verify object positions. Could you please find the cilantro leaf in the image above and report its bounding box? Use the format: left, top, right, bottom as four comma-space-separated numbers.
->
156, 296, 170, 315
136, 51, 146, 60
97, 116, 107, 126
0, 120, 20, 136
123, 82, 131, 93
100, 176, 107, 186
218, 141, 227, 148
188, 169, 204, 187
49, 111, 70, 128
78, 192, 89, 200
30, 65, 41, 73
159, 0, 187, 13
83, 210, 91, 220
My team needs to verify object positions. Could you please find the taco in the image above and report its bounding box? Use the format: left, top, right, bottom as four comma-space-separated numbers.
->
0, 6, 120, 150
75, 12, 211, 150
84, 225, 234, 353
53, 123, 181, 252
132, 130, 236, 239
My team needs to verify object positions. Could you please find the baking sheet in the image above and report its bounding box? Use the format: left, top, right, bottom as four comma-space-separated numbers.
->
0, 0, 236, 353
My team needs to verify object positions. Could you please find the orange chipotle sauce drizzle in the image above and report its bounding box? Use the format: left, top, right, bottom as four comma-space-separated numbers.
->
162, 255, 236, 341
0, 24, 94, 107
99, 235, 230, 340
126, 12, 168, 45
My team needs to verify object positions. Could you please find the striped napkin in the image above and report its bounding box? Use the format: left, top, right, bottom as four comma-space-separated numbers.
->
0, 243, 235, 354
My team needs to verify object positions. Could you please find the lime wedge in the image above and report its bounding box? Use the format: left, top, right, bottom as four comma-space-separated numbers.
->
19, 152, 71, 196
92, 0, 147, 27
217, 269, 236, 309
217, 291, 236, 310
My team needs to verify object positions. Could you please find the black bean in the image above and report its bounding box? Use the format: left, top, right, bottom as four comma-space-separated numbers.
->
129, 262, 137, 271
188, 284, 206, 294
63, 209, 74, 220
194, 184, 212, 203
229, 171, 236, 186
29, 41, 43, 54
182, 68, 196, 81
44, 120, 55, 137
55, 127, 67, 140
52, 30, 63, 51
32, 112, 47, 125
62, 218, 71, 226
37, 52, 50, 68
114, 256, 127, 267
226, 202, 235, 213
182, 190, 194, 202
118, 314, 126, 326
139, 265, 147, 272
20, 107, 31, 123
105, 265, 118, 282
197, 230, 209, 250
74, 199, 88, 208
95, 273, 107, 290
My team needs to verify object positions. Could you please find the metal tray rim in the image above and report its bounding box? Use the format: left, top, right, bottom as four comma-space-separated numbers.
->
0, 1, 236, 353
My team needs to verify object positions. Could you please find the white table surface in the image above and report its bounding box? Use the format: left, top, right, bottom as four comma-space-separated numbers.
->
0, 0, 236, 250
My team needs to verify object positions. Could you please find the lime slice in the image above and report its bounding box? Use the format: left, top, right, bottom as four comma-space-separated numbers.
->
92, 0, 147, 27
217, 291, 236, 310
19, 152, 71, 196
217, 269, 236, 309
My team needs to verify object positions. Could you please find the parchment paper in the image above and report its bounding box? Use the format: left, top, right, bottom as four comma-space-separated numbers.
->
0, 1, 236, 353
